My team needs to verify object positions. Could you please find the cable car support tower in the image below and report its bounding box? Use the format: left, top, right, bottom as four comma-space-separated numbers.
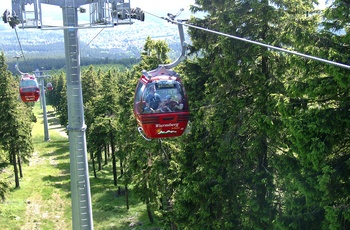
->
9, 1, 144, 229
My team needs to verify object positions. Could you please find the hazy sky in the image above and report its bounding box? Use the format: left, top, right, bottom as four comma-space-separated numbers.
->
1, 0, 326, 18
1, 0, 196, 16
1, 0, 194, 9
0, 0, 196, 29
1, 0, 327, 29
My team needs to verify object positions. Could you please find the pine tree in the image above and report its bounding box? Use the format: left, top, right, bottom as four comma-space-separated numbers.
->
172, 0, 320, 229
46, 71, 66, 111
274, 2, 350, 228
0, 53, 34, 188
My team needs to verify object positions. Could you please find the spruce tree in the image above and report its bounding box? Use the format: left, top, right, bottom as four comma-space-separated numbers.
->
274, 2, 350, 228
172, 1, 319, 229
0, 53, 34, 188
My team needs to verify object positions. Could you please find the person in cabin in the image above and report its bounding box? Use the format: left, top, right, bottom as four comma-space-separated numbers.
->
159, 95, 173, 112
159, 94, 184, 112
174, 93, 184, 111
144, 85, 161, 113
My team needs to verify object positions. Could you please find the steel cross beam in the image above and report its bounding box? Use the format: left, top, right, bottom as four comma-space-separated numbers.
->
11, 0, 140, 29
24, 0, 102, 7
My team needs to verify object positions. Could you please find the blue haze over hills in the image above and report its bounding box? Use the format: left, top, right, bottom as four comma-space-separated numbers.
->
0, 12, 192, 70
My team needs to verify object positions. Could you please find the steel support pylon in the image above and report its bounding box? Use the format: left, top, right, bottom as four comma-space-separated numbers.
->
9, 1, 142, 229
35, 69, 50, 141
62, 1, 93, 229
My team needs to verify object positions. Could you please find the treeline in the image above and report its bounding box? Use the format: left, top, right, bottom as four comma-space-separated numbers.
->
5, 57, 140, 74
1, 0, 350, 229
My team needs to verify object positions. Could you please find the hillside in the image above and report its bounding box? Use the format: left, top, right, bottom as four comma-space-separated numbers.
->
0, 17, 188, 71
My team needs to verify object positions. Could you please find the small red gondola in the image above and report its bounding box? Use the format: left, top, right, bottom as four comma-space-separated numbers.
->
134, 66, 190, 139
19, 74, 40, 102
47, 82, 53, 91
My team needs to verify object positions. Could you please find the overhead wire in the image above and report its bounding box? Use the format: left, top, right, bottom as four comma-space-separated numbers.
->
144, 11, 350, 71
56, 25, 108, 72
142, 10, 350, 113
80, 25, 107, 53
14, 27, 30, 72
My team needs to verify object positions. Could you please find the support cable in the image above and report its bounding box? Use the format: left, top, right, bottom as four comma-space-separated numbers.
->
57, 26, 108, 72
81, 26, 107, 52
14, 27, 30, 71
144, 11, 350, 70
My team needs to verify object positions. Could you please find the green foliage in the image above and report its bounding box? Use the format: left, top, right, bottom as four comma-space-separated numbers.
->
168, 0, 350, 229
2, 1, 350, 228
5, 57, 139, 75
0, 52, 34, 189
0, 167, 10, 201
270, 2, 350, 228
136, 36, 171, 71
46, 72, 66, 111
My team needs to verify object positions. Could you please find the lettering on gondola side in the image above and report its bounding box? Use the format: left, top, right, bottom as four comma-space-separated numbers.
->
156, 123, 179, 128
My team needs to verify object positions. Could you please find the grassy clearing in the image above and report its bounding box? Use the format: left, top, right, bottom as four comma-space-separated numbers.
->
0, 103, 71, 230
0, 103, 162, 230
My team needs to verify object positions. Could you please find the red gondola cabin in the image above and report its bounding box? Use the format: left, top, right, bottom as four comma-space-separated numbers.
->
19, 74, 40, 102
47, 82, 53, 91
133, 66, 190, 139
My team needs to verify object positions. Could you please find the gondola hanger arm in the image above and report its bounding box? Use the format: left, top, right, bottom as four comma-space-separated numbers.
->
159, 10, 188, 69
14, 54, 28, 75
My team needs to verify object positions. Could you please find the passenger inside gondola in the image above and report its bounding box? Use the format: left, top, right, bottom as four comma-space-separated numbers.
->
144, 85, 161, 113
139, 81, 188, 114
158, 95, 173, 112
47, 82, 53, 91
158, 94, 182, 112
173, 93, 183, 111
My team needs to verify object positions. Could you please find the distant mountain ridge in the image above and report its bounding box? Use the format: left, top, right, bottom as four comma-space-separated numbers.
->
0, 16, 190, 69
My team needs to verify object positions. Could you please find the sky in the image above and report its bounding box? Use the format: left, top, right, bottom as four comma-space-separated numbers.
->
1, 0, 196, 27
1, 0, 195, 10
1, 0, 327, 30
1, 0, 327, 12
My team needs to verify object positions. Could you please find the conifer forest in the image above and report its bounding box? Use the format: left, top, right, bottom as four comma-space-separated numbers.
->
1, 1, 350, 229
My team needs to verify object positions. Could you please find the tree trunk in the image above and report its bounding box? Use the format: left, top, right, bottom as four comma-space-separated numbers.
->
125, 184, 129, 210
111, 133, 117, 186
18, 150, 23, 178
9, 152, 13, 164
256, 136, 268, 215
12, 148, 20, 188
146, 200, 154, 223
120, 160, 123, 177
104, 144, 108, 165
171, 222, 178, 230
98, 147, 102, 171
104, 143, 107, 165
255, 42, 272, 228
92, 152, 97, 178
